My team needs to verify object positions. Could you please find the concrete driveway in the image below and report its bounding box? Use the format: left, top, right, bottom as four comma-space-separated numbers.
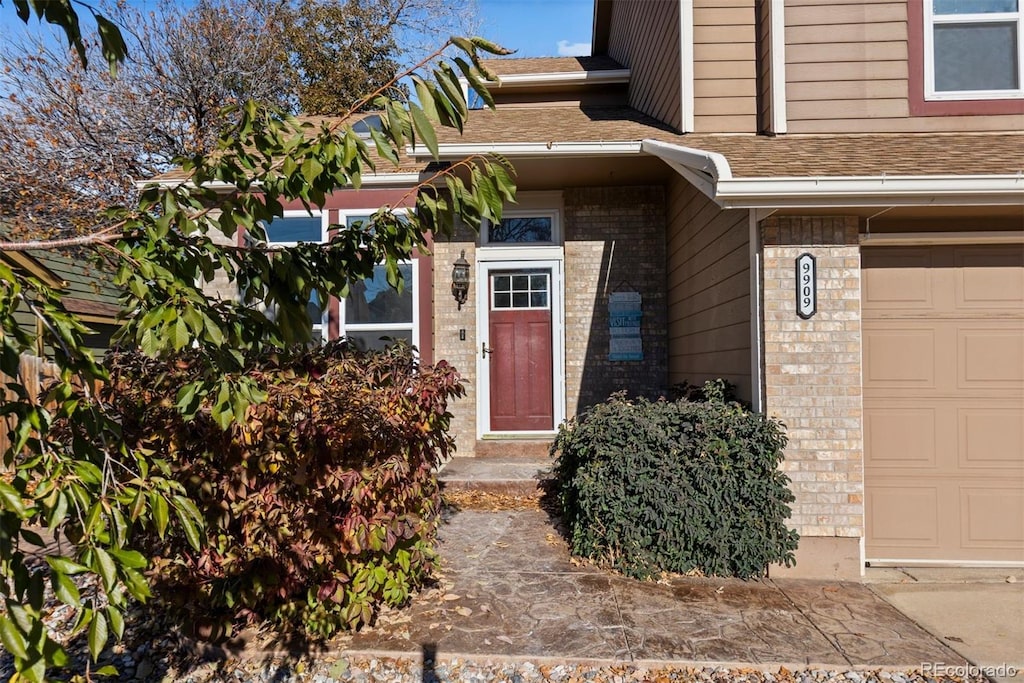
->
865, 567, 1024, 683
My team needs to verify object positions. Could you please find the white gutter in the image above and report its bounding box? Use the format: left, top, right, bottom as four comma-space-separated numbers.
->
644, 139, 1023, 207
411, 141, 643, 159
641, 139, 733, 180
135, 172, 423, 191
465, 69, 631, 89
715, 174, 1024, 207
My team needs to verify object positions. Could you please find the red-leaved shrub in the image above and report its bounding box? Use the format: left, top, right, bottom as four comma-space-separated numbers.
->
104, 341, 463, 638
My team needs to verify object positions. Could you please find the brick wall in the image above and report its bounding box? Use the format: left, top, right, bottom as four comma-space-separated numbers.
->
432, 220, 479, 457
432, 187, 669, 455
761, 216, 864, 547
564, 186, 668, 413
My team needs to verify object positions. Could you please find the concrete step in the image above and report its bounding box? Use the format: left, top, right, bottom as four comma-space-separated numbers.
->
438, 455, 553, 497
472, 439, 553, 459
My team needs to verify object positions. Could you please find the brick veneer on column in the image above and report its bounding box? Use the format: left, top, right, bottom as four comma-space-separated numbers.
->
762, 216, 864, 579
432, 229, 478, 458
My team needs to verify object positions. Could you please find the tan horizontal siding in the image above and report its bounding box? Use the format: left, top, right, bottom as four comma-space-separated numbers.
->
786, 2, 906, 25
666, 175, 751, 401
787, 79, 907, 101
693, 0, 757, 133
696, 24, 757, 43
607, 0, 682, 131
788, 98, 910, 119
788, 60, 908, 82
786, 0, 1024, 131
693, 96, 758, 116
695, 78, 757, 97
792, 114, 1024, 132
787, 41, 907, 63
694, 114, 757, 132
786, 21, 906, 44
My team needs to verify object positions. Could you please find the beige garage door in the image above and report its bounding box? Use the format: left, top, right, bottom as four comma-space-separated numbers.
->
863, 244, 1024, 564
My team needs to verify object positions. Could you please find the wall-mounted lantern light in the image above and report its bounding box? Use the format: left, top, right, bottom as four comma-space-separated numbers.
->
451, 249, 470, 310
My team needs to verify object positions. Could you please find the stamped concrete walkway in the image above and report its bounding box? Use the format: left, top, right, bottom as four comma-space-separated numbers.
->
347, 510, 969, 670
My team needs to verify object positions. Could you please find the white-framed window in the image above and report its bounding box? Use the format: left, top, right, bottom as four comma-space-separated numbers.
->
481, 210, 561, 246
262, 210, 329, 342
924, 0, 1023, 99
336, 209, 419, 352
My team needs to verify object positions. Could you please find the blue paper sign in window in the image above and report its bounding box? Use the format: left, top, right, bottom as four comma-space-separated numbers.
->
608, 291, 643, 361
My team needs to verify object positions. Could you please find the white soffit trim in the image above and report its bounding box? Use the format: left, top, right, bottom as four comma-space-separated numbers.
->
680, 0, 695, 133
861, 230, 1024, 245
460, 69, 631, 90
136, 172, 422, 191
769, 0, 788, 135
413, 141, 643, 159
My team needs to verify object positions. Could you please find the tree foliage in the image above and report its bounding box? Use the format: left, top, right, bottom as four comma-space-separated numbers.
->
0, 0, 478, 240
0, 0, 294, 241
0, 6, 516, 677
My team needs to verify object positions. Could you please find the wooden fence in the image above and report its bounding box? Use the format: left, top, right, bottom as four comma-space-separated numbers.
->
1, 353, 66, 471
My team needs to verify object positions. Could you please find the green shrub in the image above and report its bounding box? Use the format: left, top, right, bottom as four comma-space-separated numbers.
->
104, 341, 462, 639
551, 383, 799, 580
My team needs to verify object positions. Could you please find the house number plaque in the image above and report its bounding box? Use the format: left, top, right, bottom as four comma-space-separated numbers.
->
795, 253, 817, 319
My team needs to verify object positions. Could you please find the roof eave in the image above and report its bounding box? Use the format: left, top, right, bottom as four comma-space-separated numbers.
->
412, 141, 643, 160
465, 69, 631, 90
134, 172, 423, 191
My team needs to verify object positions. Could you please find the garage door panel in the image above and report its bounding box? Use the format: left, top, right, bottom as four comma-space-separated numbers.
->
862, 248, 936, 311
954, 246, 1024, 310
868, 485, 941, 547
958, 327, 1024, 388
959, 407, 1024, 469
863, 327, 937, 387
960, 486, 1024, 549
864, 244, 1024, 564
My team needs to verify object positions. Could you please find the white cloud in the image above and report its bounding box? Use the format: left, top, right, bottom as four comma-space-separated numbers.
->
556, 40, 590, 57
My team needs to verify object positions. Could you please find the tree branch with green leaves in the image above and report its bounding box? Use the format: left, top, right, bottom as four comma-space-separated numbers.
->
0, 25, 515, 682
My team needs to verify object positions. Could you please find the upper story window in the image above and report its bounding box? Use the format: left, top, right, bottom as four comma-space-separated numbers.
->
925, 0, 1023, 99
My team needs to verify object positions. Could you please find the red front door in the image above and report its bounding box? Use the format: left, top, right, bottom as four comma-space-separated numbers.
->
488, 269, 553, 431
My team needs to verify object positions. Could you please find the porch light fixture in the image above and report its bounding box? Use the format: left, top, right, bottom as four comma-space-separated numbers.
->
451, 250, 470, 310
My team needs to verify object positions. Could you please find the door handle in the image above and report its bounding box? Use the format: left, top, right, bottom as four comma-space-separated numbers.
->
482, 342, 494, 358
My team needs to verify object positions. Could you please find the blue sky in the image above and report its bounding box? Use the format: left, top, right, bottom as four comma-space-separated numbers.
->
477, 0, 594, 57
0, 1, 595, 57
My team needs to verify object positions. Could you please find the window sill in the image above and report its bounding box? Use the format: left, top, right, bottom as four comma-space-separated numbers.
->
909, 95, 1024, 117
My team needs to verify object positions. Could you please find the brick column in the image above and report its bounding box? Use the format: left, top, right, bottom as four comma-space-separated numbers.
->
762, 216, 864, 579
433, 228, 478, 458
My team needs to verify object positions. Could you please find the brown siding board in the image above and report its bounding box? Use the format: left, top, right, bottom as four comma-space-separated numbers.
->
694, 114, 759, 131
693, 96, 757, 116
608, 0, 682, 131
695, 78, 758, 97
666, 175, 751, 400
694, 60, 760, 79
694, 6, 756, 24
788, 79, 908, 101
787, 41, 907, 63
789, 99, 910, 119
788, 61, 908, 82
786, 21, 907, 43
694, 42, 760, 62
786, 2, 907, 25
